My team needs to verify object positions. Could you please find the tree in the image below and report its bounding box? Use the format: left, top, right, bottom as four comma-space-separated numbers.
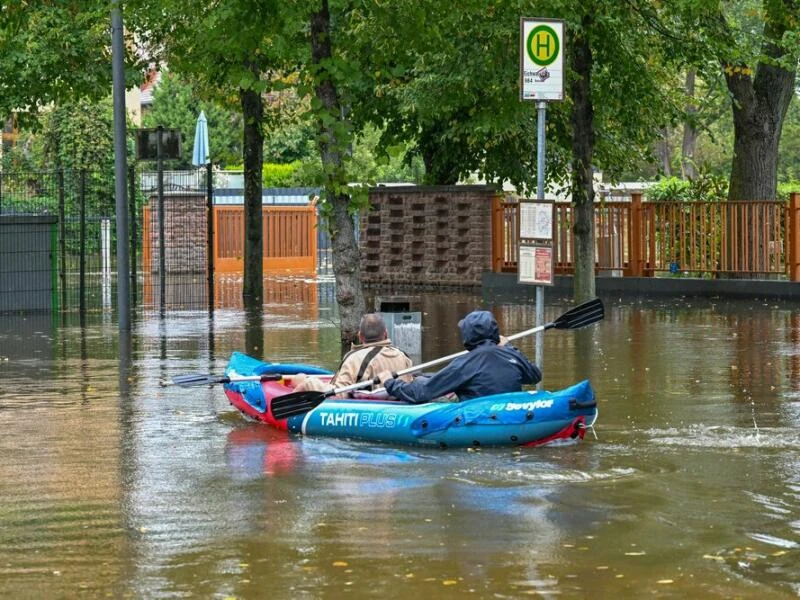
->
306, 0, 365, 344
719, 1, 799, 201
569, 12, 597, 302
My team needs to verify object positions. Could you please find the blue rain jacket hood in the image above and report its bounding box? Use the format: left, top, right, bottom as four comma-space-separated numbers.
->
459, 310, 500, 350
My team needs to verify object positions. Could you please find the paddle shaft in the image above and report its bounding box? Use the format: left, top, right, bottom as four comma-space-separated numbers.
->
165, 372, 329, 387
382, 296, 602, 381
322, 322, 553, 398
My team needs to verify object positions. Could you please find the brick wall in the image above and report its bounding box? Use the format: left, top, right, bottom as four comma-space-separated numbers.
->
145, 193, 207, 274
361, 185, 498, 291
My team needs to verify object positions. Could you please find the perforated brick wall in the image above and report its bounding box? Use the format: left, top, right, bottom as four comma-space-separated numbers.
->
361, 186, 498, 291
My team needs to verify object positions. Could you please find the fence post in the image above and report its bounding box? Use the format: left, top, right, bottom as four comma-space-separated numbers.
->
790, 192, 800, 282
128, 165, 138, 306
630, 192, 643, 277
490, 193, 504, 272
206, 163, 214, 313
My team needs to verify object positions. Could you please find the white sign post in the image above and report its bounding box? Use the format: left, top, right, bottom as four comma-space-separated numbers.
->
520, 17, 564, 389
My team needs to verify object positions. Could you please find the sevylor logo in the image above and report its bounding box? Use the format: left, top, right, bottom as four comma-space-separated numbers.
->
489, 399, 554, 412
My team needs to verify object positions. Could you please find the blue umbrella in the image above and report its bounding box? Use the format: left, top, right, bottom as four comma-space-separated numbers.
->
192, 110, 210, 166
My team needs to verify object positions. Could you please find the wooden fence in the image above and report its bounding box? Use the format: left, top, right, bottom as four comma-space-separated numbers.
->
214, 205, 317, 273
492, 192, 800, 281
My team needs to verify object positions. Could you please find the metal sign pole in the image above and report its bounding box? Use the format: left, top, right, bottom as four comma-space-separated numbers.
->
535, 100, 547, 390
111, 0, 130, 331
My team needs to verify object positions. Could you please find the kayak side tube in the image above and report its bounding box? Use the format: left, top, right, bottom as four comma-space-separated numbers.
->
288, 380, 597, 448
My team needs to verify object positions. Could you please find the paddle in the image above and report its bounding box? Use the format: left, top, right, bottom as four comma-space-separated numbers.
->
162, 373, 284, 388
270, 297, 604, 420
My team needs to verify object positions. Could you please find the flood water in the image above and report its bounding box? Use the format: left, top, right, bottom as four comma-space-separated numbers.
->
1, 279, 798, 599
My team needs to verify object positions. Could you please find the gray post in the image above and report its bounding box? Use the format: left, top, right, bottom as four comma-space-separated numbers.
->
111, 0, 130, 331
157, 126, 166, 315
535, 100, 547, 390
79, 170, 86, 321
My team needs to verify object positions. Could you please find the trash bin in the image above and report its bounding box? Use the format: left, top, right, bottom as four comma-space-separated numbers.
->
380, 311, 422, 364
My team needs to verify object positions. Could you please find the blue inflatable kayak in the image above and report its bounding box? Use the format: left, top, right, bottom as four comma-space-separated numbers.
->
222, 352, 598, 449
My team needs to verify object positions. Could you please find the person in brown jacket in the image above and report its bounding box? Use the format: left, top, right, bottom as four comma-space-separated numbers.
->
291, 313, 413, 395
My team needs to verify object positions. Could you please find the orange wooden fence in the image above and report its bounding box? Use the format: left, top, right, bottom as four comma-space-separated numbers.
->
214, 205, 317, 273
492, 192, 800, 281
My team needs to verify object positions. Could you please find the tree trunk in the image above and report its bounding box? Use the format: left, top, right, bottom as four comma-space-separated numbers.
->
419, 120, 461, 185
681, 69, 697, 181
723, 4, 796, 274
240, 76, 264, 308
656, 127, 671, 177
725, 66, 791, 201
569, 16, 596, 303
310, 0, 365, 345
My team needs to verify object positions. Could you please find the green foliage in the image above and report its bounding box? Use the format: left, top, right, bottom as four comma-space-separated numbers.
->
646, 177, 693, 202
645, 171, 728, 202
777, 182, 800, 201
333, 0, 689, 192
0, 1, 142, 128
778, 97, 800, 184
262, 162, 301, 187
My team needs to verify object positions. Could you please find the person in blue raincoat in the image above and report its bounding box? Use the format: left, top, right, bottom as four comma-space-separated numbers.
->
380, 310, 541, 403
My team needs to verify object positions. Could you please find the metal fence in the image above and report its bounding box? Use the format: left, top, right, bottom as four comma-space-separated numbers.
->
0, 170, 118, 314
0, 168, 337, 315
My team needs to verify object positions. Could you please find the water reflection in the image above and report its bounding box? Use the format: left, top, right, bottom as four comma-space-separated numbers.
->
244, 304, 264, 359
225, 424, 299, 479
141, 272, 320, 315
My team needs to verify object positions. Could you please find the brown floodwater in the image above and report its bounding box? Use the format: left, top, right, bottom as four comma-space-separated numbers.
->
0, 279, 798, 599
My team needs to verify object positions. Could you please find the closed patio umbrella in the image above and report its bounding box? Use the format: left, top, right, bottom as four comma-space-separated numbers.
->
191, 110, 209, 167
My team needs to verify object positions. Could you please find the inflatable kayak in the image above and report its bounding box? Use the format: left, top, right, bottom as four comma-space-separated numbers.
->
221, 352, 598, 449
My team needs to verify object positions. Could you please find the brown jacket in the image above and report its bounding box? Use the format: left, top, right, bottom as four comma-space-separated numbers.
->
292, 339, 412, 394
330, 339, 413, 388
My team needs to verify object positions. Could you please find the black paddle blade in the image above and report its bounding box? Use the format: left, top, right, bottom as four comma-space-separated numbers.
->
552, 298, 604, 330
270, 390, 329, 420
